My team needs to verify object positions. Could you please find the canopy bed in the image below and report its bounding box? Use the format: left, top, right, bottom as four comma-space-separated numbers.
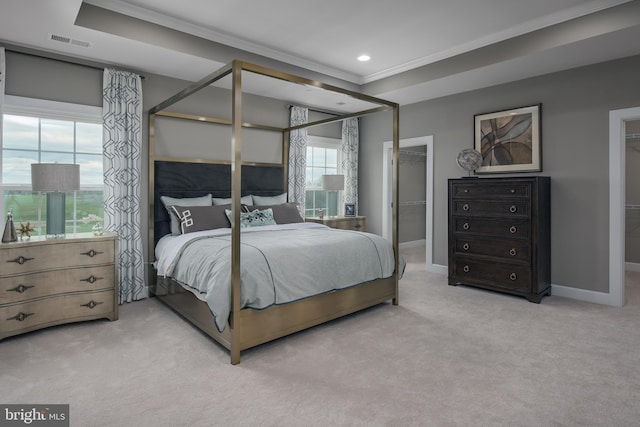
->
148, 60, 400, 364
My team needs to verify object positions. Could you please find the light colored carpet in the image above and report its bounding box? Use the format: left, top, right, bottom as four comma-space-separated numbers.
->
2, 246, 640, 427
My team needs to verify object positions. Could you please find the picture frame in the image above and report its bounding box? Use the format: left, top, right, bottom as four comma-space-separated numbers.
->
344, 203, 355, 217
474, 103, 541, 174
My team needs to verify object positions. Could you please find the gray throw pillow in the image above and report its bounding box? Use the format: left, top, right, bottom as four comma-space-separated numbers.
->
168, 205, 231, 234
160, 194, 212, 235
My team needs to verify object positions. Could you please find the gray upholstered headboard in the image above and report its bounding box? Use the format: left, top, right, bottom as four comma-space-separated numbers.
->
153, 160, 285, 245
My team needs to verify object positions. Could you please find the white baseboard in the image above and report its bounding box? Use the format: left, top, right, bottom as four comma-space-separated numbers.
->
399, 239, 426, 249
428, 263, 448, 275
550, 284, 621, 306
625, 262, 640, 272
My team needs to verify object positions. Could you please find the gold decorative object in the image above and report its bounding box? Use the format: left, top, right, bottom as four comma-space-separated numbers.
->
18, 222, 36, 240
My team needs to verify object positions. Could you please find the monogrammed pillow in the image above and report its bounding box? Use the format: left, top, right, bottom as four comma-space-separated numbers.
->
168, 205, 231, 234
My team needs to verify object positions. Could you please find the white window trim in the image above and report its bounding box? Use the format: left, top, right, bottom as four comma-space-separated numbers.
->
307, 135, 341, 190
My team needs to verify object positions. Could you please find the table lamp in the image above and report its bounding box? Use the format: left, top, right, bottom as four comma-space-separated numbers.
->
31, 163, 80, 236
321, 174, 344, 217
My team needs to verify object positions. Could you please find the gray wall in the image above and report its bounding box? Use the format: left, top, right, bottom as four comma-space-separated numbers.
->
360, 54, 640, 293
6, 47, 640, 293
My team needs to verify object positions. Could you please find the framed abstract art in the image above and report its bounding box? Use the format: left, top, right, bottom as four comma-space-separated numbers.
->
474, 104, 541, 173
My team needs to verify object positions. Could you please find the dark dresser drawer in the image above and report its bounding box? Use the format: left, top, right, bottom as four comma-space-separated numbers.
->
453, 237, 530, 263
451, 199, 530, 217
451, 182, 531, 198
452, 258, 531, 293
452, 217, 530, 239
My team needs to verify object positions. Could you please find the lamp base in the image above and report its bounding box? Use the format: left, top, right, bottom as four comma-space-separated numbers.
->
46, 192, 66, 237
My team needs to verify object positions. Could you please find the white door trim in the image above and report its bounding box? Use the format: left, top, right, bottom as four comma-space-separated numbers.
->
382, 135, 436, 271
609, 106, 640, 306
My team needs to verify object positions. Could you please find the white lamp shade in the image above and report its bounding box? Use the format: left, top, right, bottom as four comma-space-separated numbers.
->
31, 163, 80, 192
321, 174, 344, 191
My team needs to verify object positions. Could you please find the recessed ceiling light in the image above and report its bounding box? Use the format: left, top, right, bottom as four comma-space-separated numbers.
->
358, 55, 370, 62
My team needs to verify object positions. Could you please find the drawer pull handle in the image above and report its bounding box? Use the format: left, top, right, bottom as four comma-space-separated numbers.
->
463, 189, 469, 193
81, 300, 104, 309
462, 203, 470, 211
509, 248, 517, 256
8, 312, 34, 322
462, 243, 470, 251
510, 189, 516, 193
509, 205, 517, 213
8, 284, 34, 293
354, 224, 361, 229
463, 265, 470, 273
81, 249, 103, 258
509, 226, 517, 234
8, 256, 34, 265
509, 273, 518, 281
462, 223, 470, 230
81, 275, 103, 284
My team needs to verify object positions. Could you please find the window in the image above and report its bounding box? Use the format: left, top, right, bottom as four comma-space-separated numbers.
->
305, 136, 341, 217
1, 96, 103, 235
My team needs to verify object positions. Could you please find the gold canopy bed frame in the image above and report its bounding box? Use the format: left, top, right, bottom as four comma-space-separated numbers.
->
148, 60, 400, 364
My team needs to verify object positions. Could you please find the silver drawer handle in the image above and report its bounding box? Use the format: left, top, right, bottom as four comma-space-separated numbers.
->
509, 226, 517, 234
8, 256, 35, 265
81, 300, 104, 309
462, 203, 470, 211
81, 275, 103, 284
510, 189, 516, 193
8, 284, 34, 293
463, 265, 470, 273
8, 312, 34, 322
509, 205, 517, 213
510, 273, 518, 281
463, 243, 470, 251
509, 248, 517, 256
81, 249, 104, 258
463, 223, 470, 230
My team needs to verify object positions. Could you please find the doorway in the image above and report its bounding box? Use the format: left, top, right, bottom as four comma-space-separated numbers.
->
382, 136, 439, 272
609, 106, 640, 307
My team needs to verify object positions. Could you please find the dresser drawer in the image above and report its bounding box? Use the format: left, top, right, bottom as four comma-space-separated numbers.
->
0, 265, 115, 305
452, 200, 530, 217
454, 237, 530, 263
0, 290, 115, 335
1, 240, 115, 276
452, 258, 531, 292
452, 217, 530, 239
451, 182, 531, 198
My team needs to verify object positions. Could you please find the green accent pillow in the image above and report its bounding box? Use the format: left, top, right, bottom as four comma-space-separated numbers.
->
225, 208, 276, 228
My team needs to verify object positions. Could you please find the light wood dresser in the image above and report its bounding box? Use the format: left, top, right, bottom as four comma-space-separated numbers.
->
0, 233, 118, 340
448, 177, 551, 303
305, 216, 367, 231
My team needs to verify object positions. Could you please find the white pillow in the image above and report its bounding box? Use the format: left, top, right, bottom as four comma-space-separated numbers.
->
212, 195, 253, 206
252, 193, 287, 206
160, 194, 212, 235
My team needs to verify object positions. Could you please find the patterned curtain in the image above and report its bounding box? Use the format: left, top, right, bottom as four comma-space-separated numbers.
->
0, 48, 4, 155
102, 69, 146, 303
341, 117, 359, 214
288, 106, 308, 212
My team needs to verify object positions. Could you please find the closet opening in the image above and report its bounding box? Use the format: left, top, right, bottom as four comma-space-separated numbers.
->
382, 136, 436, 271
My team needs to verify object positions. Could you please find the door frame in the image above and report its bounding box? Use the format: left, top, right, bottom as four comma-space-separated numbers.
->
609, 106, 640, 306
382, 135, 437, 271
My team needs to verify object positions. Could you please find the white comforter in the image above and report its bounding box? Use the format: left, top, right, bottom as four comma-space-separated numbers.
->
155, 222, 403, 332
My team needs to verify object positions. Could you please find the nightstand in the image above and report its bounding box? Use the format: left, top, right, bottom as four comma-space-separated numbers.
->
0, 232, 119, 340
306, 216, 367, 232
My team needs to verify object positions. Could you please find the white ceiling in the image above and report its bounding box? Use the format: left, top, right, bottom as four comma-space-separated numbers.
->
0, 0, 639, 110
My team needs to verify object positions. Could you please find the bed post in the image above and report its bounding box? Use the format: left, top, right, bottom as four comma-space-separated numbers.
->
392, 105, 400, 305
230, 60, 243, 365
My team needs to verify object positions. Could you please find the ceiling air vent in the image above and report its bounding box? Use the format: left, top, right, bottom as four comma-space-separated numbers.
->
49, 34, 91, 48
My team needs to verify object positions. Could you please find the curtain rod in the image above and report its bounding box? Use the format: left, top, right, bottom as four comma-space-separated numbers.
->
5, 47, 147, 79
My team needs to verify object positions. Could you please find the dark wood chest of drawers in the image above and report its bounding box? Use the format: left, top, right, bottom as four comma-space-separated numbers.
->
448, 177, 551, 303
